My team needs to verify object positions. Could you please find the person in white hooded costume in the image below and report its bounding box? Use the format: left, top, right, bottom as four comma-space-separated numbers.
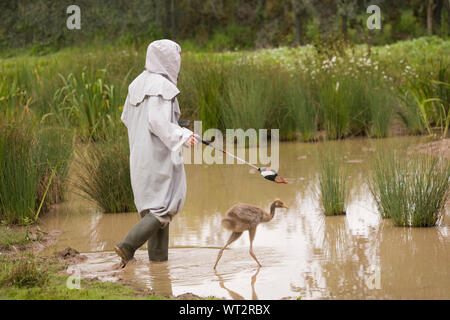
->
114, 39, 197, 266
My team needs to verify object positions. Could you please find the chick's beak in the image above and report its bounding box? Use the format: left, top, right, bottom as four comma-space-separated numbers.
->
282, 204, 289, 209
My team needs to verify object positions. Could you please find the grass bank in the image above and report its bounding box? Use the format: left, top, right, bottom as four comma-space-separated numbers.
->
0, 253, 161, 300
0, 226, 210, 300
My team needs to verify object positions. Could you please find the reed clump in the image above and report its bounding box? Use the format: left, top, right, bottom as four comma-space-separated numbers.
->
73, 134, 136, 213
0, 112, 74, 225
317, 144, 348, 216
0, 122, 37, 224
370, 150, 450, 227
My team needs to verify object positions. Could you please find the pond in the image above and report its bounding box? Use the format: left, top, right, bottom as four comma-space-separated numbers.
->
40, 137, 450, 299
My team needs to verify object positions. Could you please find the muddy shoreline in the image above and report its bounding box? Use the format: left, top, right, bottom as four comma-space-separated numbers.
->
0, 226, 208, 300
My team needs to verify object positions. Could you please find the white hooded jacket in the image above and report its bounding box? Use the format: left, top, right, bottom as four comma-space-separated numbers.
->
120, 39, 192, 218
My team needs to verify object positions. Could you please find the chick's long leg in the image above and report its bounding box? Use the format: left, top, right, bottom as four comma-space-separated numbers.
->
214, 232, 242, 269
249, 226, 262, 267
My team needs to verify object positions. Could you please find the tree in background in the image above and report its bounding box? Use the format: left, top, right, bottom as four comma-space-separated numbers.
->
290, 0, 313, 45
0, 0, 448, 53
336, 0, 357, 39
428, 0, 437, 35
312, 0, 338, 43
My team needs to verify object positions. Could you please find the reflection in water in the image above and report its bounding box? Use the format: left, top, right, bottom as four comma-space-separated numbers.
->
40, 137, 450, 299
378, 219, 450, 299
215, 267, 261, 300
146, 262, 173, 297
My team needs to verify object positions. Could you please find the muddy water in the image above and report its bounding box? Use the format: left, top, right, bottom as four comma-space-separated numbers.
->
40, 137, 450, 299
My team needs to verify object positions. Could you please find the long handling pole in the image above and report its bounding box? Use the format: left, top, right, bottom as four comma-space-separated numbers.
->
194, 136, 288, 184
196, 137, 259, 170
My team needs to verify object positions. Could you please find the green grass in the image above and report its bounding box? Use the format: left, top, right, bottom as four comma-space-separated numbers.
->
370, 149, 450, 227
0, 228, 155, 299
0, 253, 49, 288
0, 227, 31, 250
317, 144, 348, 216
0, 252, 165, 300
0, 229, 214, 300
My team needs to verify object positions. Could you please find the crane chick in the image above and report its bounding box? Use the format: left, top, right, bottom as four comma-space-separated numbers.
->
214, 199, 288, 269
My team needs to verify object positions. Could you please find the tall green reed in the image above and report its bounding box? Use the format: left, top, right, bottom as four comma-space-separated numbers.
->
73, 133, 135, 213
370, 149, 449, 227
315, 71, 395, 139
317, 143, 348, 216
0, 73, 32, 121
397, 62, 449, 138
367, 85, 395, 138
0, 111, 73, 225
282, 74, 317, 141
179, 59, 226, 131
317, 76, 351, 140
0, 122, 38, 224
220, 66, 272, 133
53, 69, 124, 141
35, 126, 75, 213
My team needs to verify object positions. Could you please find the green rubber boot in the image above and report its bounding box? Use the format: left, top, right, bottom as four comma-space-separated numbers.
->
148, 223, 169, 262
116, 212, 161, 263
